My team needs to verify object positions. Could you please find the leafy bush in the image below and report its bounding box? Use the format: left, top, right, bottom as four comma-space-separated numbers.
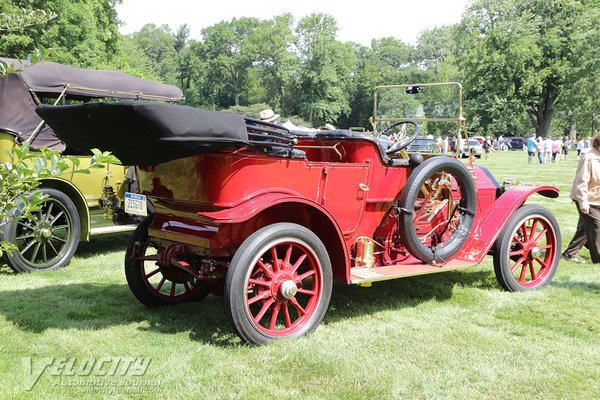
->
0, 144, 117, 256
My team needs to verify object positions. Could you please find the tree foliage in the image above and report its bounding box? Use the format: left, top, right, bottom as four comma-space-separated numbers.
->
0, 0, 121, 67
456, 0, 595, 137
2, 1, 600, 134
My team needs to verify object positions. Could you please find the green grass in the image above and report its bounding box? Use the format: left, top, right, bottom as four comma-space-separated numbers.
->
1, 151, 600, 399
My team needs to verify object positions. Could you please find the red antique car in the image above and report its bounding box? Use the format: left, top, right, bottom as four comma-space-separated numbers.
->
37, 83, 561, 345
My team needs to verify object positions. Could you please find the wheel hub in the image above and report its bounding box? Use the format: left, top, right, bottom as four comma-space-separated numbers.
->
34, 223, 53, 243
280, 280, 297, 299
530, 246, 541, 259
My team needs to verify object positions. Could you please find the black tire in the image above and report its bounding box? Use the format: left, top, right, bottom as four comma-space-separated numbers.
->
398, 156, 477, 263
225, 223, 332, 345
1, 188, 80, 273
124, 215, 210, 308
492, 205, 560, 292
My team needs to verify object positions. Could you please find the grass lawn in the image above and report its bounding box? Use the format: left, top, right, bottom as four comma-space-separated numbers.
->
1, 150, 599, 399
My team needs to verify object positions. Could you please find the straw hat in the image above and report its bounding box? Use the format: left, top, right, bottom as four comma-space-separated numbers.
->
259, 109, 280, 123
320, 123, 336, 130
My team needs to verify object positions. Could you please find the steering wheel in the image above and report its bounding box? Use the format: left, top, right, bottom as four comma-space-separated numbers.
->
379, 119, 420, 155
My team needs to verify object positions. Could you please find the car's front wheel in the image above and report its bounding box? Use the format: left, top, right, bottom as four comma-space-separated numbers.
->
1, 188, 80, 273
493, 205, 560, 291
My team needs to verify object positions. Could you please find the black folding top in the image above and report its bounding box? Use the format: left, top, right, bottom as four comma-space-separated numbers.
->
20, 61, 183, 101
36, 101, 249, 166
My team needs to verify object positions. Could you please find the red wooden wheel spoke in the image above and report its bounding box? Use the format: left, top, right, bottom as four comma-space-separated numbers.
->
297, 288, 316, 295
248, 278, 271, 287
138, 255, 160, 262
538, 244, 552, 251
528, 261, 537, 281
534, 257, 548, 270
283, 245, 293, 268
271, 247, 280, 272
146, 268, 160, 279
289, 253, 307, 275
282, 304, 292, 328
247, 290, 271, 305
519, 263, 528, 282
510, 257, 525, 274
169, 283, 176, 297
183, 282, 191, 292
256, 259, 274, 279
156, 276, 166, 292
289, 297, 307, 316
254, 298, 276, 323
532, 228, 548, 244
295, 269, 316, 283
520, 224, 528, 239
269, 303, 281, 330
509, 248, 524, 257
529, 220, 539, 240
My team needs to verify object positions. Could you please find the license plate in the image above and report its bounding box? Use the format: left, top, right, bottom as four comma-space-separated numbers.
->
124, 193, 147, 217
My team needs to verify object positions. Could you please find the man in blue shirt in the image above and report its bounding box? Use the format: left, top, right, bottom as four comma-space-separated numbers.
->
526, 133, 537, 164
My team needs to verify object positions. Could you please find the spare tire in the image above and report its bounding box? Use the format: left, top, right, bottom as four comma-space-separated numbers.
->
398, 156, 477, 263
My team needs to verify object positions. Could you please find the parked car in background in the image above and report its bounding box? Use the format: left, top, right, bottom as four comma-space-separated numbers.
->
472, 135, 486, 145
0, 58, 183, 272
459, 138, 483, 158
508, 137, 527, 151
406, 137, 437, 153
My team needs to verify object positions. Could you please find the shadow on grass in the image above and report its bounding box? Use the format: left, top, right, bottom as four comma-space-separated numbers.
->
74, 232, 132, 259
0, 233, 132, 274
0, 269, 496, 347
550, 280, 600, 293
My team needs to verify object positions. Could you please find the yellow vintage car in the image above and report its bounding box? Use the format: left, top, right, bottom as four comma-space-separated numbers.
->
0, 58, 183, 272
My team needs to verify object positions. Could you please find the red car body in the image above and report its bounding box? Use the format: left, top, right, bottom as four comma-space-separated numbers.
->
37, 85, 561, 345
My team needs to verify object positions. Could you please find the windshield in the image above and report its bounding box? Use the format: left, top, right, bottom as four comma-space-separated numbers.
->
374, 83, 463, 137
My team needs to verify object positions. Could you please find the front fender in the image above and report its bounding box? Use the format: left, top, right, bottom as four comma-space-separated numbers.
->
458, 185, 559, 263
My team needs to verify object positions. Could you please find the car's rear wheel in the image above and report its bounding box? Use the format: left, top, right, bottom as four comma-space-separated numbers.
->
125, 215, 210, 307
2, 188, 80, 273
493, 205, 560, 291
225, 223, 332, 345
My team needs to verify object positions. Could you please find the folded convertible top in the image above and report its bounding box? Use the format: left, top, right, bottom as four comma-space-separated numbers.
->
36, 101, 249, 165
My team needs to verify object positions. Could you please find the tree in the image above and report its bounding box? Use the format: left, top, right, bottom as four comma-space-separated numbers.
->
294, 13, 357, 126
130, 24, 178, 84
248, 14, 299, 115
456, 0, 592, 137
199, 17, 261, 107
0, 0, 121, 67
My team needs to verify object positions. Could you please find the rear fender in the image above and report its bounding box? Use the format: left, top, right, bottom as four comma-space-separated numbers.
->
197, 193, 351, 283
457, 185, 559, 263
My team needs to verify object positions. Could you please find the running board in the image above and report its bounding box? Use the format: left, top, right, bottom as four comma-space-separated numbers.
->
350, 259, 477, 285
90, 224, 137, 236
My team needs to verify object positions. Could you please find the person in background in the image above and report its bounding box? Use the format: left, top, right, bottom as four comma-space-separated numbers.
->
576, 137, 584, 157
442, 136, 449, 154
561, 136, 571, 161
551, 137, 560, 163
483, 137, 492, 159
536, 136, 545, 164
584, 136, 591, 151
562, 134, 600, 264
526, 133, 537, 164
544, 136, 553, 163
